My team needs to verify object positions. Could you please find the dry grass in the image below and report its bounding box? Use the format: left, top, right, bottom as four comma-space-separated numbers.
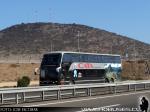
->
121, 60, 150, 80
0, 63, 39, 82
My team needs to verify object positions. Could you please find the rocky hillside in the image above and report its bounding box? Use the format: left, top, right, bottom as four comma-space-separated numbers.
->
0, 22, 149, 60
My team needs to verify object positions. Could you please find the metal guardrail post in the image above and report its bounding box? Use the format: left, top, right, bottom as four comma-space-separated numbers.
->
114, 86, 117, 94
16, 93, 19, 104
89, 88, 91, 96
57, 90, 61, 100
73, 88, 76, 96
87, 88, 91, 96
23, 92, 25, 102
109, 86, 112, 94
128, 84, 130, 91
87, 88, 89, 96
42, 91, 45, 101
144, 84, 147, 89
90, 88, 91, 96
1, 94, 3, 104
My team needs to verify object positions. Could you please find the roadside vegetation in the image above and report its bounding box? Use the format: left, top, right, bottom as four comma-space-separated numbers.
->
17, 76, 30, 87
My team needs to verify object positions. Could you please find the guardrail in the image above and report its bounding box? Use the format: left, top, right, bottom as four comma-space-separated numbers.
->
0, 80, 150, 106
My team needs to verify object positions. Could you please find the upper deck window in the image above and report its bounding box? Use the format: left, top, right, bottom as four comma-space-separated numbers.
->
62, 53, 121, 63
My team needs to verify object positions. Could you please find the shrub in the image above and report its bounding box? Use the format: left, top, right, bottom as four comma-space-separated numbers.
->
17, 76, 30, 87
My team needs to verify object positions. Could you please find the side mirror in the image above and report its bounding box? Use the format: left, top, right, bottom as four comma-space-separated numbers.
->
34, 68, 40, 75
56, 67, 61, 73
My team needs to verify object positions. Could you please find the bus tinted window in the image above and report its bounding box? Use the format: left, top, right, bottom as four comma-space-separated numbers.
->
62, 53, 80, 63
88, 55, 98, 63
97, 55, 102, 63
62, 53, 72, 62
102, 55, 120, 63
41, 53, 61, 65
80, 54, 88, 62
62, 53, 121, 63
72, 54, 80, 62
114, 56, 121, 63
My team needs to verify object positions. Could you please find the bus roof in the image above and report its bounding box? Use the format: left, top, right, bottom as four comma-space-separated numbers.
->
45, 51, 121, 57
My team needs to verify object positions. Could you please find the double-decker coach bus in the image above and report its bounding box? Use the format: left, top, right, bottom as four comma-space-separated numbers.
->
39, 51, 121, 85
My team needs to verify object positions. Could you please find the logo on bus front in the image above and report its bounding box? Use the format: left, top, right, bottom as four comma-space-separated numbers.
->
73, 69, 78, 78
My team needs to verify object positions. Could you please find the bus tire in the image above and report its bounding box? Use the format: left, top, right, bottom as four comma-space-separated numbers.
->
60, 79, 65, 85
58, 74, 65, 85
69, 80, 75, 85
105, 78, 109, 83
110, 78, 114, 83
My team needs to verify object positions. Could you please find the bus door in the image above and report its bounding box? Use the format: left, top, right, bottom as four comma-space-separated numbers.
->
61, 62, 72, 81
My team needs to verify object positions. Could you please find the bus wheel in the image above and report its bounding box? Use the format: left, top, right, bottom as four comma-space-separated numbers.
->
58, 74, 65, 85
69, 80, 75, 85
105, 78, 109, 83
60, 79, 65, 85
110, 78, 114, 83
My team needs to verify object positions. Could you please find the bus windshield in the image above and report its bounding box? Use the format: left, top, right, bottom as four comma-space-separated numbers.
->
41, 53, 61, 65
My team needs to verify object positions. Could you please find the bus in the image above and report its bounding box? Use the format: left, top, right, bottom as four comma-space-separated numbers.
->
39, 51, 122, 85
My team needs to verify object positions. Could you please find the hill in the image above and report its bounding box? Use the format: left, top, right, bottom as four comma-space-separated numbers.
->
0, 22, 149, 60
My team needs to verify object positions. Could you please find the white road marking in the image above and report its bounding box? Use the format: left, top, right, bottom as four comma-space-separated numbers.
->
76, 104, 121, 112
23, 90, 150, 107
102, 104, 121, 108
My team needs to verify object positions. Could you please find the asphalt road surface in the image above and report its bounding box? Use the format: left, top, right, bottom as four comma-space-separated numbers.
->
3, 90, 150, 112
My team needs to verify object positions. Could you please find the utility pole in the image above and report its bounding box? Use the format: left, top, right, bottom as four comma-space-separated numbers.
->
49, 8, 53, 52
126, 47, 129, 60
134, 40, 136, 61
111, 45, 112, 54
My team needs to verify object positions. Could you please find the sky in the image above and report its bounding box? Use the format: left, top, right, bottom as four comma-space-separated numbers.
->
0, 0, 150, 44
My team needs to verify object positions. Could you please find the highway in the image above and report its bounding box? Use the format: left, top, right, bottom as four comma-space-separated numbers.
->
4, 90, 150, 112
